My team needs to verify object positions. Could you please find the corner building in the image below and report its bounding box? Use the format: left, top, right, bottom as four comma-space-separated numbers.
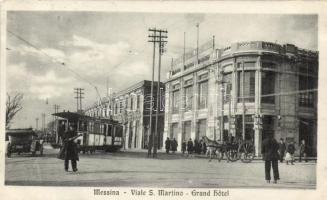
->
164, 41, 318, 156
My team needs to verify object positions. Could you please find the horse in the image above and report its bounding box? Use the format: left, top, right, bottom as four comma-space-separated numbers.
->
202, 136, 224, 162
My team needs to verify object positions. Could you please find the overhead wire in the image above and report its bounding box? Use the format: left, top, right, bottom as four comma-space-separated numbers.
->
6, 29, 147, 111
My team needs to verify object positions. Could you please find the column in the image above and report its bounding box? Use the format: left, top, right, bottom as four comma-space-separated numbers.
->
191, 74, 198, 140
254, 55, 262, 156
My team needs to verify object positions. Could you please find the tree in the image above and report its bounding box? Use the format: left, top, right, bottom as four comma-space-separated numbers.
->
6, 93, 24, 129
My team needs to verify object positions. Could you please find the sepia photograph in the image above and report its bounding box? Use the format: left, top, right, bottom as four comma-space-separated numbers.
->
1, 1, 326, 199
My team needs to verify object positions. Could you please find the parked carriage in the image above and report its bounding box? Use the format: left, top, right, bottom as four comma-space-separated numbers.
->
53, 111, 123, 153
202, 136, 255, 163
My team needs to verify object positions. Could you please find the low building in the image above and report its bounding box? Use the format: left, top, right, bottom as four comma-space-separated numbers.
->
164, 41, 318, 156
85, 80, 165, 150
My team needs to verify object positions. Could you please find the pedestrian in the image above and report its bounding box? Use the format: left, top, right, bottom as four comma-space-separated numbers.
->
187, 138, 193, 156
201, 140, 207, 155
194, 139, 200, 154
182, 140, 187, 154
285, 141, 296, 165
299, 139, 308, 162
61, 124, 80, 172
165, 137, 171, 154
171, 138, 178, 153
261, 134, 280, 184
278, 138, 286, 163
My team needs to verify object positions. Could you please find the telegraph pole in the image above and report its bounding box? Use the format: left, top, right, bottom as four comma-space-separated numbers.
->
35, 118, 39, 130
54, 104, 60, 143
148, 28, 168, 158
42, 113, 46, 133
147, 29, 156, 157
74, 88, 84, 112
196, 23, 199, 63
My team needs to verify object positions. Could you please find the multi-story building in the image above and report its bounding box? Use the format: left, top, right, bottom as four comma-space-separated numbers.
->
85, 80, 165, 150
164, 40, 318, 156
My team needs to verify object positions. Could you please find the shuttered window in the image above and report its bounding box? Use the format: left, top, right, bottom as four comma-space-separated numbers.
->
237, 71, 255, 102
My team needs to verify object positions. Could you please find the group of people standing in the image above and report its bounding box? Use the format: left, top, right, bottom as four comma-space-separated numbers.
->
278, 138, 308, 165
165, 137, 207, 155
262, 135, 309, 184
164, 137, 178, 153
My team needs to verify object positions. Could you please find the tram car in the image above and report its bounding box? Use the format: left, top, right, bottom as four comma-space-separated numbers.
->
53, 111, 123, 153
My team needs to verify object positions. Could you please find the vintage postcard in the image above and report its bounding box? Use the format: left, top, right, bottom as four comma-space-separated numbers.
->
0, 1, 327, 200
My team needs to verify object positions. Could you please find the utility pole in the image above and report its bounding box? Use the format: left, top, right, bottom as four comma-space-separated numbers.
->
148, 28, 168, 158
42, 113, 46, 133
74, 88, 84, 112
183, 32, 186, 66
196, 23, 200, 63
54, 104, 60, 143
35, 118, 39, 130
242, 62, 246, 140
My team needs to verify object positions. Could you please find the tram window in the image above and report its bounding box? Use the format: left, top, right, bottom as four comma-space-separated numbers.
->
94, 123, 100, 134
115, 126, 123, 137
103, 124, 107, 135
108, 125, 113, 136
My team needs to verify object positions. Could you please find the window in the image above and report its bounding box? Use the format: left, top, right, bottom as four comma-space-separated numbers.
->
198, 81, 208, 109
237, 71, 255, 102
119, 101, 123, 113
261, 71, 275, 104
262, 62, 277, 69
223, 73, 232, 103
107, 125, 113, 136
184, 62, 194, 70
125, 97, 128, 110
137, 95, 140, 109
299, 75, 315, 107
183, 86, 193, 111
115, 103, 118, 114
170, 123, 179, 139
130, 96, 134, 111
196, 119, 207, 140
172, 90, 180, 114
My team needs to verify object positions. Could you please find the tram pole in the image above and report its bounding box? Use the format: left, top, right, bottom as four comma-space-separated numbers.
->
148, 29, 156, 157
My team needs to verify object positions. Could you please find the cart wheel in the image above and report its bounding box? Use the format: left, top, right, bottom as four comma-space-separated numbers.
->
240, 143, 254, 163
227, 149, 238, 162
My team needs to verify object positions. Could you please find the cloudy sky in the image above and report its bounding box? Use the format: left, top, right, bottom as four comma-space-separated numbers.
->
6, 12, 317, 128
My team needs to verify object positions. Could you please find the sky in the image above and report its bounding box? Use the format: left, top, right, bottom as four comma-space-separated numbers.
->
6, 12, 317, 128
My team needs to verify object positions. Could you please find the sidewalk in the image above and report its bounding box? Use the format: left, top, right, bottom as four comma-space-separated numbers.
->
119, 148, 317, 163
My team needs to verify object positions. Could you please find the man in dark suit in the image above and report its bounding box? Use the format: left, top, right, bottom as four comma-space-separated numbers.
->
63, 124, 79, 172
261, 134, 280, 183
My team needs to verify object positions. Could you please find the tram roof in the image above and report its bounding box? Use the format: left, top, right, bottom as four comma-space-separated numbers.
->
52, 112, 120, 124
52, 111, 92, 121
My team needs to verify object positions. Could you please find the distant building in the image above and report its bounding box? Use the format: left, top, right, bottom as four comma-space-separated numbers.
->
164, 41, 318, 156
85, 80, 165, 150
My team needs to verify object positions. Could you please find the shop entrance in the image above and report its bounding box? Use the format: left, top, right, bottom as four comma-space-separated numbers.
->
299, 118, 316, 156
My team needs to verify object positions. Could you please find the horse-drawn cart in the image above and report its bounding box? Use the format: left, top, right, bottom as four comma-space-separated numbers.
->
202, 136, 255, 163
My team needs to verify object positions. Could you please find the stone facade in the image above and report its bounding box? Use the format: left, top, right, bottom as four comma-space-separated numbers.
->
164, 41, 318, 156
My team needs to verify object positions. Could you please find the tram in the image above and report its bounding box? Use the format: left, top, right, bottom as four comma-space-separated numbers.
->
53, 111, 123, 153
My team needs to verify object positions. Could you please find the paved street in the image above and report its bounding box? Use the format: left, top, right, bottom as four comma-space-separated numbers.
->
5, 144, 316, 189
